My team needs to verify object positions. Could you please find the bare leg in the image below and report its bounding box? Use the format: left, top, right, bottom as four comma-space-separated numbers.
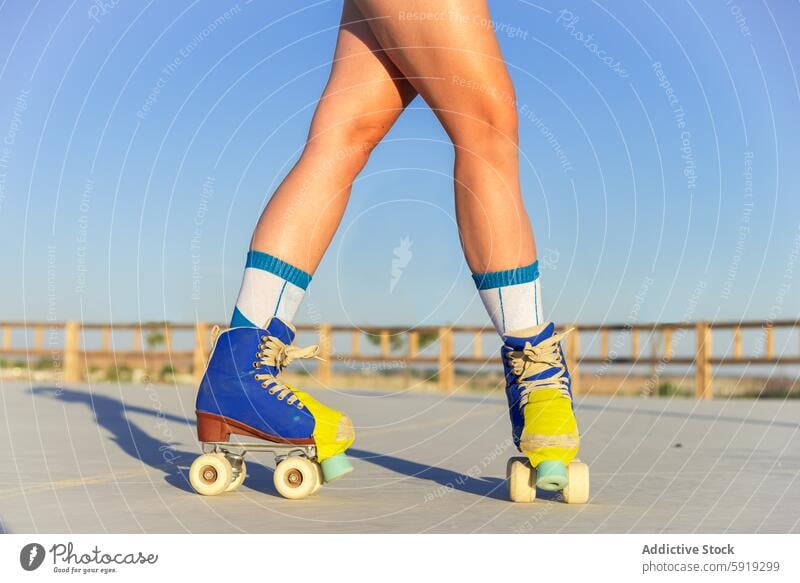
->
354, 0, 536, 273
351, 3, 585, 492
251, 1, 417, 273
198, 4, 418, 490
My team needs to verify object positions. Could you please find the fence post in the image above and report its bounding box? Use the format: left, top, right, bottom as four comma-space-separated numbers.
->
163, 324, 172, 353
318, 324, 332, 386
380, 330, 390, 358
2, 324, 10, 350
566, 326, 580, 395
33, 325, 44, 352
764, 325, 774, 358
695, 321, 712, 399
600, 329, 608, 360
408, 331, 419, 358
438, 326, 454, 391
63, 321, 82, 382
663, 327, 673, 361
193, 321, 210, 386
631, 328, 640, 360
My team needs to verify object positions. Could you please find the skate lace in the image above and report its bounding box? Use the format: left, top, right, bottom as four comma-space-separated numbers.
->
252, 335, 322, 410
506, 328, 573, 408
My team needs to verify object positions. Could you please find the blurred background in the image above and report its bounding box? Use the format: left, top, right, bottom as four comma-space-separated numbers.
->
0, 0, 798, 395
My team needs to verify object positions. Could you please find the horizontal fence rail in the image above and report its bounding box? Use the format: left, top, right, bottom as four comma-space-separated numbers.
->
1, 320, 798, 399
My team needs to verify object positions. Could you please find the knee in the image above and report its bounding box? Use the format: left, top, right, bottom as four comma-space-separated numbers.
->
303, 111, 391, 175
451, 109, 519, 169
449, 87, 519, 158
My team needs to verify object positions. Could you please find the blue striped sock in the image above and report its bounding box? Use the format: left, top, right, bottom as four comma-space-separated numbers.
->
231, 251, 311, 328
473, 261, 543, 335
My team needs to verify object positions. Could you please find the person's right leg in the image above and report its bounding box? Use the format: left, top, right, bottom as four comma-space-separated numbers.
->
232, 0, 416, 329
195, 2, 416, 488
354, 0, 543, 335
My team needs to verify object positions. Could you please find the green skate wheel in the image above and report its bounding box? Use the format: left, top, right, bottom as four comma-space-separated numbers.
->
536, 460, 568, 491
320, 453, 353, 482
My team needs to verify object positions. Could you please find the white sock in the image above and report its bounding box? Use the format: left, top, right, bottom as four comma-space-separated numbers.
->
231, 251, 310, 328
473, 261, 543, 335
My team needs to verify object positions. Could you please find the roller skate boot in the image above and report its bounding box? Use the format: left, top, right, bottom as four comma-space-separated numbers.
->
188, 317, 354, 499
502, 322, 589, 504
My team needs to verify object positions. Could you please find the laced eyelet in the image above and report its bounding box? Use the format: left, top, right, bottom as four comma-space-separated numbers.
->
261, 336, 268, 342
253, 362, 260, 368
261, 381, 269, 388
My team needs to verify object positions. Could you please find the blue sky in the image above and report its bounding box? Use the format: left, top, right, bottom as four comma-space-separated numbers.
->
1, 0, 798, 328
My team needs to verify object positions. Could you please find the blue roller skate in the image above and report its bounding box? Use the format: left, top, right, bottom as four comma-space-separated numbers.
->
189, 317, 354, 499
502, 322, 589, 504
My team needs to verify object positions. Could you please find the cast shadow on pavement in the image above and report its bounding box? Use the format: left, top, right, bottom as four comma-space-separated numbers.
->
31, 386, 212, 495
348, 448, 561, 501
30, 386, 520, 501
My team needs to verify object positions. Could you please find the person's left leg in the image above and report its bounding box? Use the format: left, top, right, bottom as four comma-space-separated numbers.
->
353, 0, 580, 492
352, 0, 542, 336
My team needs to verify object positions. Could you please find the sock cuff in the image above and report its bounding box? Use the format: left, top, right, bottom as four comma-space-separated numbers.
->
472, 260, 539, 290
246, 251, 312, 290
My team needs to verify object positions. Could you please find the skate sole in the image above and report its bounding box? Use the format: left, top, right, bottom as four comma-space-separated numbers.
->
196, 410, 315, 445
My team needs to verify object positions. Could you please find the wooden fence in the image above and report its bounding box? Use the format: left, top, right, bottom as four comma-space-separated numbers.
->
1, 320, 797, 399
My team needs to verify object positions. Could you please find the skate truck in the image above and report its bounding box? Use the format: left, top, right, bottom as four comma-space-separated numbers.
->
190, 432, 325, 500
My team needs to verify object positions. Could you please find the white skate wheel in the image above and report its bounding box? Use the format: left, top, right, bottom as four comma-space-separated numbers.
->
310, 461, 323, 495
507, 457, 536, 503
563, 460, 589, 504
225, 459, 247, 492
189, 453, 233, 496
273, 457, 320, 500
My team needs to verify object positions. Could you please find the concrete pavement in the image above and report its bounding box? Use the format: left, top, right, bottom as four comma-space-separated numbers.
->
1, 380, 798, 533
